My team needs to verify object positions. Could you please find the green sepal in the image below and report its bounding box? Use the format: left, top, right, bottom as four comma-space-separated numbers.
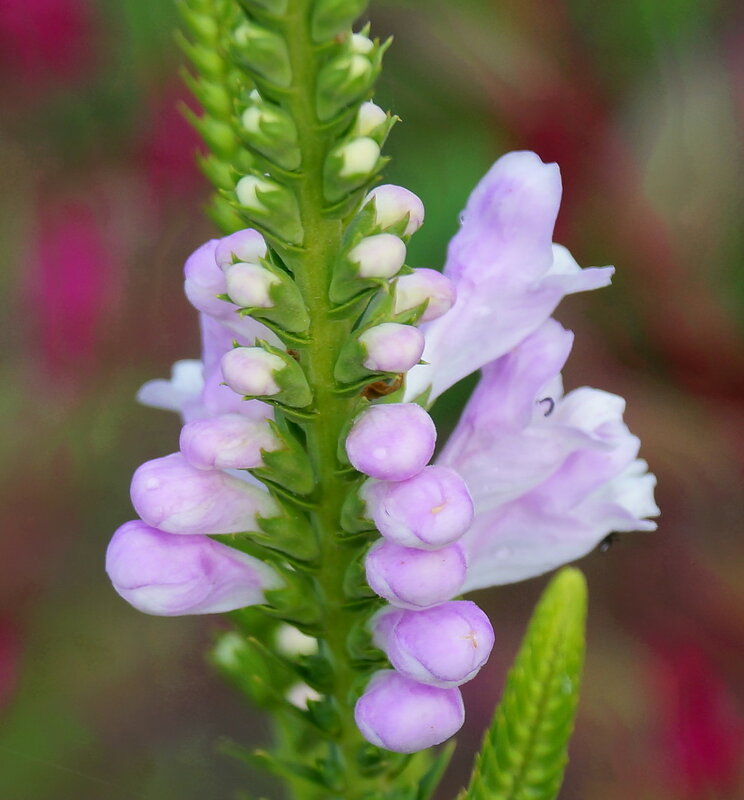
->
181, 106, 236, 159
315, 44, 377, 122
223, 743, 331, 790
263, 575, 323, 633
179, 67, 233, 119
346, 608, 385, 665
237, 0, 288, 14
459, 567, 588, 800
343, 547, 376, 601
231, 20, 292, 88
228, 176, 304, 244
207, 193, 246, 235
305, 695, 342, 738
339, 479, 371, 532
250, 417, 315, 496
295, 653, 335, 694
417, 741, 457, 800
239, 97, 301, 171
311, 0, 368, 41
323, 140, 386, 204
233, 260, 311, 334
254, 505, 319, 564
196, 152, 236, 191
210, 630, 294, 707
176, 29, 224, 79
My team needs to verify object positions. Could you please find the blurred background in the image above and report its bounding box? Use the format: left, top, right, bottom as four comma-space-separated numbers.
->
1, 0, 743, 797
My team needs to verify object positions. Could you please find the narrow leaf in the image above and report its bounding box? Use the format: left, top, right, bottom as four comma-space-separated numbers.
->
460, 567, 588, 800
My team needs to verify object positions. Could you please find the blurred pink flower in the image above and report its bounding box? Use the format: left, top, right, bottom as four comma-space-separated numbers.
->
654, 644, 744, 798
136, 85, 205, 204
0, 0, 93, 88
26, 200, 118, 379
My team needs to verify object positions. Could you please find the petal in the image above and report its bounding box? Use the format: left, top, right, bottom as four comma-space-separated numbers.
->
404, 154, 613, 401
106, 520, 280, 615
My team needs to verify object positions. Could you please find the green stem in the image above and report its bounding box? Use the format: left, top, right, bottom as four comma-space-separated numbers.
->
278, 5, 374, 797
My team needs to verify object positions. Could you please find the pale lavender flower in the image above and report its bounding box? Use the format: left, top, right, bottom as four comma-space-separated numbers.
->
405, 151, 614, 401
437, 319, 659, 590
394, 269, 456, 322
345, 403, 436, 481
362, 465, 473, 549
224, 262, 278, 308
179, 414, 280, 470
354, 670, 464, 753
364, 540, 467, 609
372, 602, 494, 688
130, 453, 277, 535
359, 323, 425, 373
106, 520, 280, 615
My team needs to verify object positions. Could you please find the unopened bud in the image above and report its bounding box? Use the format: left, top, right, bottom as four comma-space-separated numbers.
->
350, 33, 374, 54
316, 52, 373, 121
362, 465, 473, 548
221, 345, 312, 408
221, 346, 285, 397
236, 174, 274, 214
348, 233, 406, 279
225, 262, 279, 308
359, 323, 424, 373
355, 671, 464, 753
179, 413, 281, 471
372, 601, 494, 688
214, 228, 268, 270
338, 137, 380, 179
354, 101, 388, 136
345, 403, 436, 481
240, 99, 300, 171
364, 185, 425, 236
365, 540, 467, 610
232, 21, 291, 87
394, 268, 456, 322
235, 175, 303, 244
311, 0, 367, 42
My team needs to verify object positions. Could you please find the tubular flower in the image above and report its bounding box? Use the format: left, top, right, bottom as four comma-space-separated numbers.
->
353, 151, 657, 752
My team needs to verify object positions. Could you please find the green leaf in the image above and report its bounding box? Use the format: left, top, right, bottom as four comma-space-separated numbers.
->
459, 567, 588, 800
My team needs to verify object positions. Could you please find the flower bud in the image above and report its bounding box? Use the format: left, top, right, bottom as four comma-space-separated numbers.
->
394, 268, 456, 322
235, 175, 303, 244
338, 137, 380, 179
221, 346, 285, 396
179, 413, 281, 471
354, 670, 464, 753
325, 137, 382, 203
354, 101, 388, 137
373, 601, 494, 688
215, 228, 267, 270
225, 262, 279, 308
363, 465, 474, 548
275, 624, 318, 656
365, 540, 467, 609
316, 51, 373, 121
364, 185, 425, 236
287, 682, 321, 710
345, 403, 436, 481
311, 0, 367, 41
106, 520, 280, 616
359, 323, 425, 373
240, 99, 300, 171
131, 453, 278, 535
350, 33, 374, 54
221, 345, 313, 407
232, 21, 292, 87
348, 233, 406, 279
